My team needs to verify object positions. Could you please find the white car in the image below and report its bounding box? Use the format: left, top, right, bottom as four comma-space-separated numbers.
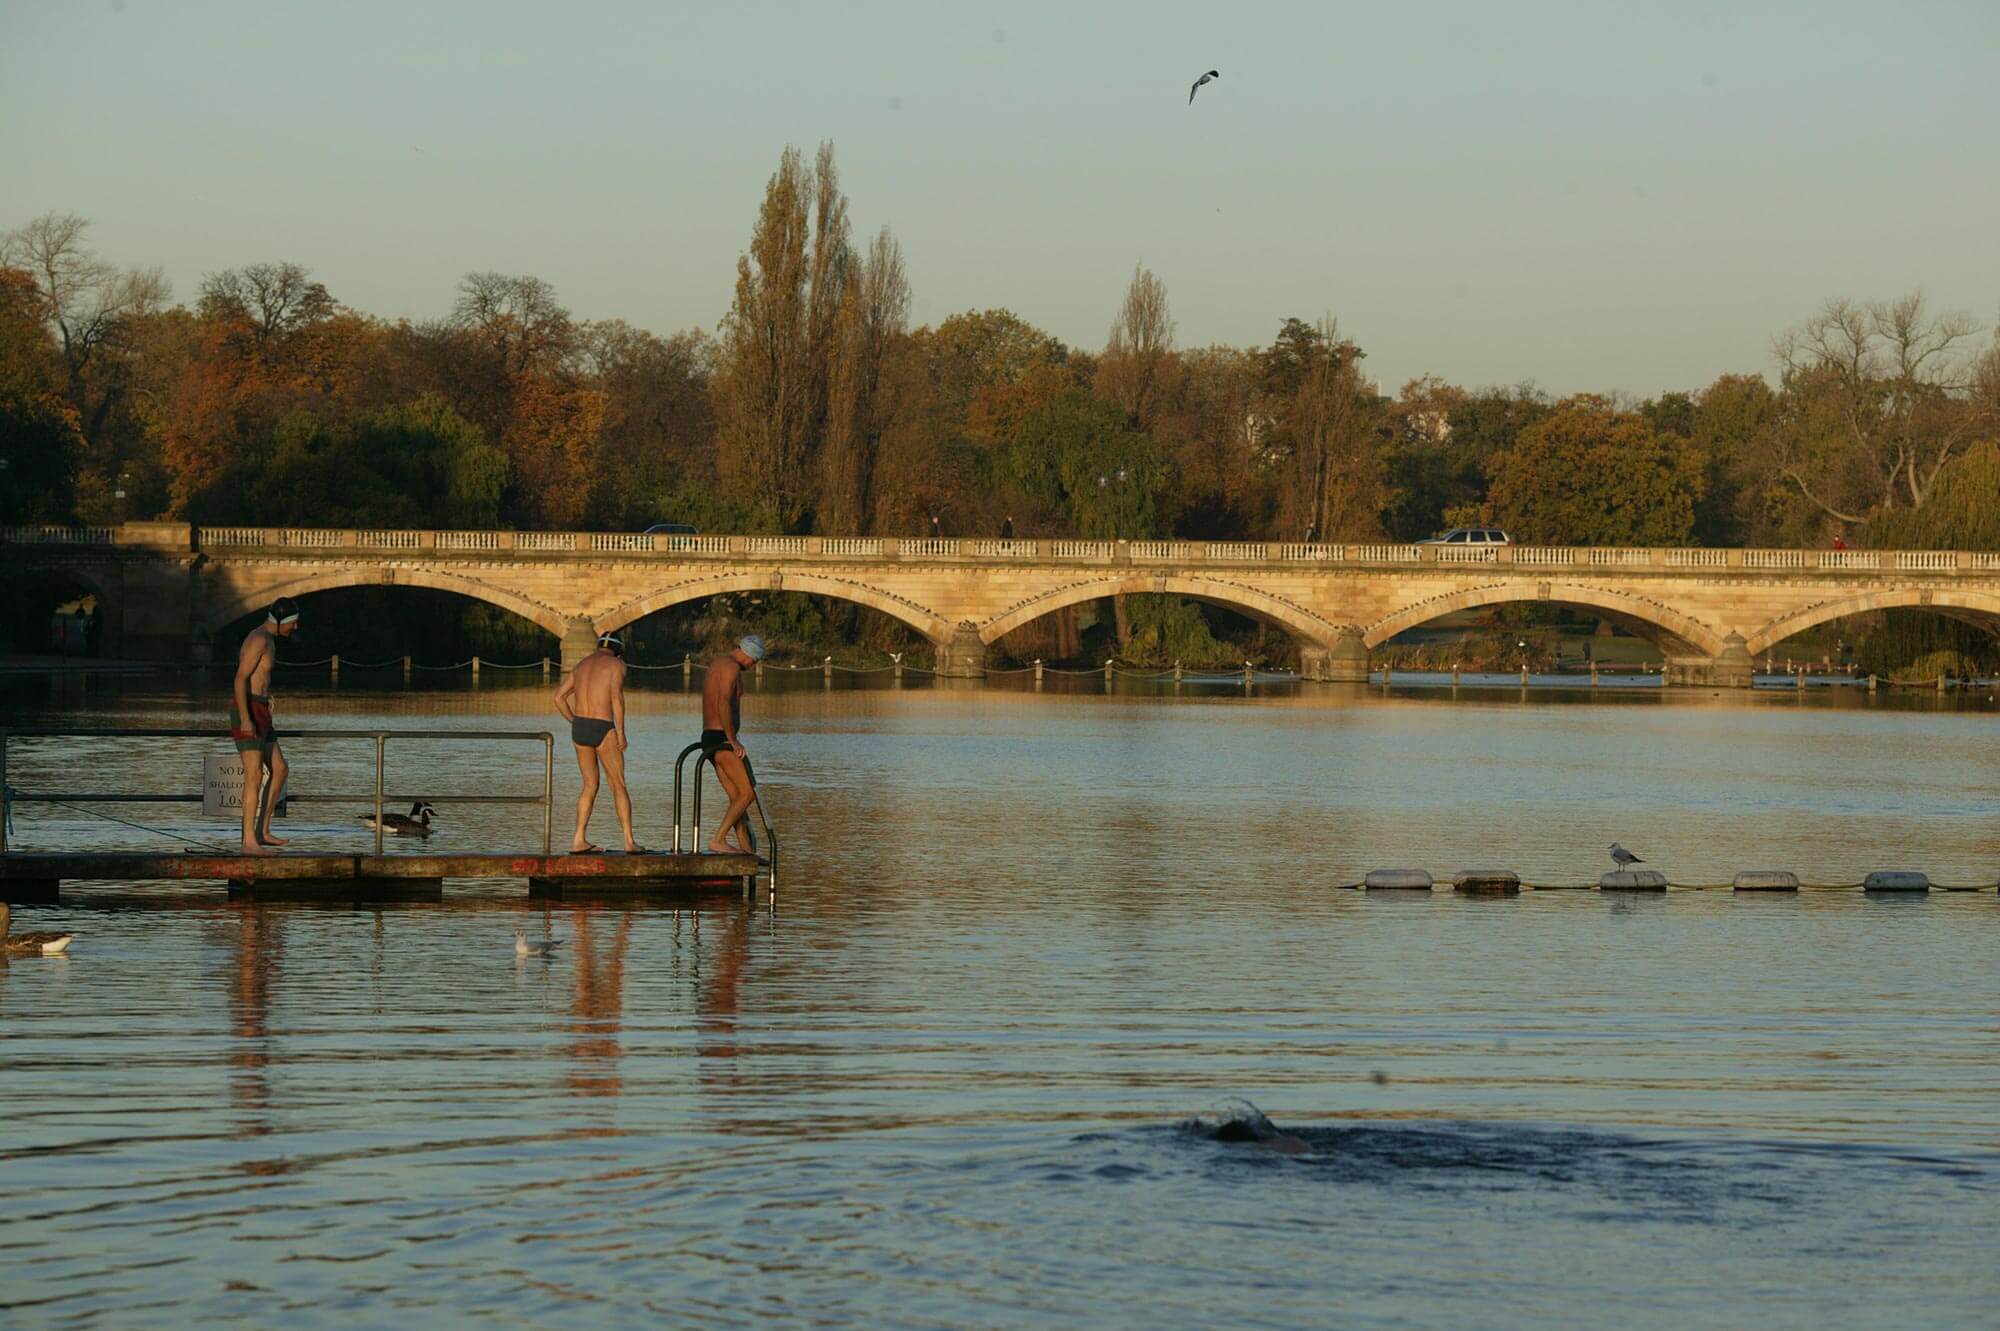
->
1417, 527, 1513, 546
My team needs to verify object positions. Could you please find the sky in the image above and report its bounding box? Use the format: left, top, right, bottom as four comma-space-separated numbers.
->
4, 0, 1997, 396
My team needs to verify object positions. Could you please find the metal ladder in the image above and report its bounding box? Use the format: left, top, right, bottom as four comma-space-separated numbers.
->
670, 742, 778, 900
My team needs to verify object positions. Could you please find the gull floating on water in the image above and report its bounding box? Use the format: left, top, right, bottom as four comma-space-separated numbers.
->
515, 930, 563, 958
1609, 843, 1644, 869
1, 903, 76, 958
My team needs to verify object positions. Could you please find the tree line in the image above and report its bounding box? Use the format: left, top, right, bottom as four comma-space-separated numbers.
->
4, 141, 1997, 669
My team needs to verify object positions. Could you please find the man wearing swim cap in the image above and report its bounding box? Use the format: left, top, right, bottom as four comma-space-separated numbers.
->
553, 632, 644, 853
700, 635, 764, 855
231, 597, 300, 854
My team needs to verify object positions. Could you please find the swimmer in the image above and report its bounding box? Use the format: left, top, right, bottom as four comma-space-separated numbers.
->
554, 633, 644, 853
231, 597, 300, 854
700, 635, 763, 855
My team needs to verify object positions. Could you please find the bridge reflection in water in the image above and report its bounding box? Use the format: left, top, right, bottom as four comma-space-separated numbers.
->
6, 523, 1998, 686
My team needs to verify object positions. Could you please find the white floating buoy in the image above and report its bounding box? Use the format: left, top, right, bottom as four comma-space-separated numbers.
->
1599, 869, 1668, 890
1364, 869, 1434, 890
1733, 870, 1800, 891
1862, 871, 1929, 892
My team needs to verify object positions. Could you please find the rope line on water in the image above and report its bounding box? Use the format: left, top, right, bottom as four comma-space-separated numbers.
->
1326, 877, 1996, 892
11, 789, 238, 854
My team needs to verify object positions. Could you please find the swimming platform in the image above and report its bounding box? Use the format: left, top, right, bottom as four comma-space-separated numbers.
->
0, 726, 777, 905
0, 850, 763, 905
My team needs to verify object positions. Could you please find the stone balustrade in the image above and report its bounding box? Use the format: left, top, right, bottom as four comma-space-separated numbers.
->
4, 524, 1990, 575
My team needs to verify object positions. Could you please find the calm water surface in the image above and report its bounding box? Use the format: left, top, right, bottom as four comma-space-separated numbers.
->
3, 674, 1997, 1328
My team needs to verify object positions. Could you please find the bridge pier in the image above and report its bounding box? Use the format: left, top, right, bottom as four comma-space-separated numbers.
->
1666, 632, 1755, 688
1300, 628, 1370, 683
559, 617, 598, 672
934, 622, 988, 677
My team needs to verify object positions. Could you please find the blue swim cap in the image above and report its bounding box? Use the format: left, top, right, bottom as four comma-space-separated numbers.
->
737, 635, 766, 662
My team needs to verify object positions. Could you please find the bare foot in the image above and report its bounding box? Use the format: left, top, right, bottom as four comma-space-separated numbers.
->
259, 834, 289, 847
240, 841, 276, 856
706, 841, 738, 855
624, 842, 647, 854
570, 843, 604, 854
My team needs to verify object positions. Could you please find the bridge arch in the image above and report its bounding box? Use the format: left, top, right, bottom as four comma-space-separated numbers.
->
1747, 588, 2000, 656
197, 567, 570, 638
6, 557, 120, 656
1362, 582, 1728, 658
594, 572, 954, 643
978, 574, 1345, 648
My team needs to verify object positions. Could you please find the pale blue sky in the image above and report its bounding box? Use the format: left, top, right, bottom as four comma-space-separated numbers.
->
4, 0, 1996, 395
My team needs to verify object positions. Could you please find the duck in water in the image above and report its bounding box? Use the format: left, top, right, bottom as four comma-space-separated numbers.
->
358, 800, 436, 837
1, 903, 76, 958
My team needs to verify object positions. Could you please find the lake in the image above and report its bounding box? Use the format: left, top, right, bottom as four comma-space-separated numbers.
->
2, 672, 1996, 1328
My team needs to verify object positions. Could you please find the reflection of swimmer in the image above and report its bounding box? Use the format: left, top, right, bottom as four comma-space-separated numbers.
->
568, 910, 633, 1098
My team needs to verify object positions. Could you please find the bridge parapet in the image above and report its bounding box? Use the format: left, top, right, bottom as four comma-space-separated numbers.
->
9, 524, 1995, 577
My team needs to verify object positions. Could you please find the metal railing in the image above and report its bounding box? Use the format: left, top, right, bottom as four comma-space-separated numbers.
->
0, 728, 555, 855
670, 742, 779, 898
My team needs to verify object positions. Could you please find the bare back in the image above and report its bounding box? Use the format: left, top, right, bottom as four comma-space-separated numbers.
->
565, 651, 626, 720
702, 654, 743, 733
237, 629, 276, 697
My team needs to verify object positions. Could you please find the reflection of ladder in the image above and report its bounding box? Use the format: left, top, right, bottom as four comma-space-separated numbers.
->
671, 742, 779, 899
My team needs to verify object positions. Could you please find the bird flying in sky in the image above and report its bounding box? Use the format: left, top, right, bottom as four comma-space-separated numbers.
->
1189, 70, 1219, 104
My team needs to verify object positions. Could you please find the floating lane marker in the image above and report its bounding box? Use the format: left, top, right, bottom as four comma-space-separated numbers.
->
1733, 870, 1801, 891
1452, 870, 1521, 896
1862, 871, 1929, 893
1364, 869, 1434, 890
1599, 869, 1668, 890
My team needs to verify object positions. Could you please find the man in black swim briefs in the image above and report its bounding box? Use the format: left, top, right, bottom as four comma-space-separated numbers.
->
699, 635, 764, 854
553, 632, 644, 853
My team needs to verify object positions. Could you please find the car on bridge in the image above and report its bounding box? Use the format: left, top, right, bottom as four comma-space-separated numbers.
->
1417, 527, 1512, 547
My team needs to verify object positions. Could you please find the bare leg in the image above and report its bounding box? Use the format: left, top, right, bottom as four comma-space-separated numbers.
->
257, 744, 289, 846
708, 750, 757, 854
239, 748, 273, 855
572, 744, 603, 851
596, 740, 642, 852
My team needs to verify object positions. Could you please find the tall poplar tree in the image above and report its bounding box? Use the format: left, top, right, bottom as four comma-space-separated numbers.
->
713, 143, 855, 532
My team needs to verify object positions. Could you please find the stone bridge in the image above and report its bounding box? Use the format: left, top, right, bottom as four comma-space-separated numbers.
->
6, 522, 1998, 685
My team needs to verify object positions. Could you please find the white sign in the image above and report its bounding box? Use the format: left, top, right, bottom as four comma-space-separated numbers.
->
203, 754, 288, 819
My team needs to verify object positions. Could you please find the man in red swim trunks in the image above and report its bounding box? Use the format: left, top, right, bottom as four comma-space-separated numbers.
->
232, 597, 300, 854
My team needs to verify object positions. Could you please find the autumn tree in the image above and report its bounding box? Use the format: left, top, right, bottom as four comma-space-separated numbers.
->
713, 142, 855, 532
1, 213, 169, 445
0, 266, 84, 521
198, 263, 335, 353
820, 226, 911, 533
1770, 294, 1984, 525
1258, 318, 1383, 541
443, 271, 601, 526
1151, 345, 1263, 539
1690, 373, 1777, 545
1097, 264, 1174, 431
1481, 395, 1706, 545
1379, 375, 1470, 539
